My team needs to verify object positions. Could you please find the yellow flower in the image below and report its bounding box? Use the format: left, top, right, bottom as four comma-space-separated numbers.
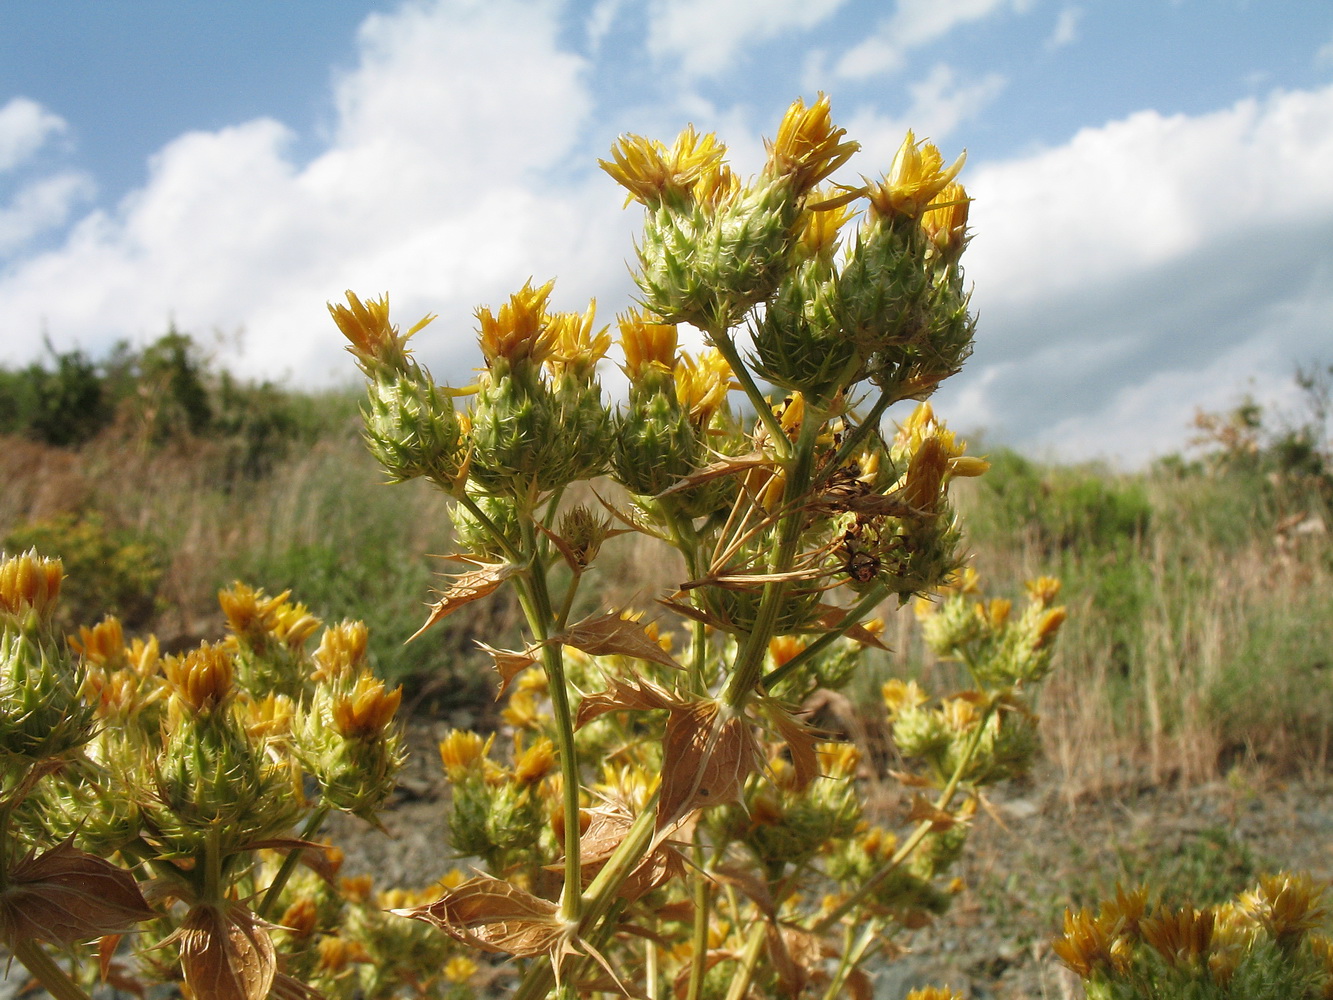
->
1140, 903, 1215, 968
329, 291, 434, 376
443, 956, 479, 984
163, 642, 234, 714
475, 278, 557, 367
920, 181, 971, 257
765, 93, 859, 196
1025, 576, 1062, 607
1240, 871, 1327, 951
599, 125, 728, 207
331, 672, 402, 739
892, 402, 988, 480
68, 617, 126, 668
618, 309, 678, 381
0, 549, 62, 624
865, 131, 966, 221
675, 347, 734, 423
312, 620, 369, 682
882, 678, 929, 716
513, 736, 557, 785
545, 298, 610, 379
439, 729, 493, 778
796, 187, 858, 257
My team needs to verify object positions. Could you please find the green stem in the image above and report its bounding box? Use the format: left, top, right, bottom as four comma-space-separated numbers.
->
685, 839, 711, 1000
705, 327, 788, 455
813, 700, 995, 935
10, 939, 94, 1000
723, 920, 768, 1000
255, 804, 331, 920
760, 581, 888, 693
722, 413, 821, 708
515, 516, 582, 927
814, 389, 894, 489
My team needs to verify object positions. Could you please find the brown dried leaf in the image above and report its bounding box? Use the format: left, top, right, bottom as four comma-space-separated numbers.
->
269, 972, 328, 1000
888, 769, 936, 788
392, 875, 563, 958
0, 840, 155, 946
575, 675, 681, 729
759, 700, 822, 792
657, 701, 762, 835
554, 611, 681, 670
655, 450, 774, 498
713, 865, 775, 921
657, 591, 733, 631
566, 808, 687, 902
905, 793, 959, 832
177, 902, 275, 1000
408, 559, 518, 641
475, 641, 539, 697
814, 605, 889, 649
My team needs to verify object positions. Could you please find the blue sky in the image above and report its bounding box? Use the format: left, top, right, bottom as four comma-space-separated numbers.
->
1, 0, 1331, 465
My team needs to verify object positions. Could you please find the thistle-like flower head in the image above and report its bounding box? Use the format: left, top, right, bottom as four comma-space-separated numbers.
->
866, 131, 966, 222
600, 125, 728, 208
330, 291, 434, 378
764, 93, 859, 197
476, 279, 557, 369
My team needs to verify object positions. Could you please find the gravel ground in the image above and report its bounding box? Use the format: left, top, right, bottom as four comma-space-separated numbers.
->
324, 721, 1333, 1000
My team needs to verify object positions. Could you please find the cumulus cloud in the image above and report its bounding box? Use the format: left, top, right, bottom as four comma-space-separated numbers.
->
833, 0, 1033, 79
0, 97, 68, 172
0, 0, 637, 386
935, 83, 1333, 464
645, 0, 846, 78
0, 171, 95, 253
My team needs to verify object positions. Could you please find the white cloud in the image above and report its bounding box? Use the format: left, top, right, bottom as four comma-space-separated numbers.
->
0, 171, 95, 253
1045, 6, 1081, 50
0, 0, 637, 386
939, 83, 1333, 463
843, 63, 1006, 165
834, 0, 1032, 79
0, 97, 68, 172
646, 0, 847, 78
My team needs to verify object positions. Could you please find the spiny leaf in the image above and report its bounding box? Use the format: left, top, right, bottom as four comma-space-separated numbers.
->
476, 641, 539, 697
176, 902, 275, 1000
554, 610, 681, 670
758, 698, 822, 792
655, 450, 774, 498
392, 875, 563, 957
0, 840, 155, 947
409, 559, 519, 641
575, 675, 682, 729
657, 700, 762, 835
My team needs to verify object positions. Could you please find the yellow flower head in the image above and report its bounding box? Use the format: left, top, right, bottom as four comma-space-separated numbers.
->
68, 617, 127, 669
920, 181, 971, 258
444, 956, 479, 985
312, 620, 369, 682
1025, 576, 1062, 607
164, 642, 234, 714
439, 729, 494, 779
513, 735, 557, 785
893, 402, 989, 480
0, 549, 62, 624
331, 672, 402, 740
1240, 871, 1328, 950
476, 279, 558, 368
866, 131, 966, 222
618, 309, 678, 382
882, 678, 929, 716
545, 299, 610, 380
675, 347, 734, 423
765, 94, 860, 197
329, 291, 435, 377
1140, 903, 1215, 968
816, 741, 860, 779
796, 188, 858, 258
242, 691, 296, 740
599, 125, 728, 207
693, 161, 742, 210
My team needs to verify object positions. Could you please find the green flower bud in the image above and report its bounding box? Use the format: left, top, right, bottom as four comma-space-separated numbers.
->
0, 630, 93, 762
635, 179, 800, 333
751, 255, 859, 405
362, 372, 465, 491
612, 384, 702, 497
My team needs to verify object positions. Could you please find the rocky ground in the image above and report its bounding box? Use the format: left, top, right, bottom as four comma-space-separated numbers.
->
321, 719, 1333, 1000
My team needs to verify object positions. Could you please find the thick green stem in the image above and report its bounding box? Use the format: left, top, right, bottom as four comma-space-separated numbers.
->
723, 414, 821, 708
760, 581, 888, 693
723, 920, 769, 1000
256, 804, 331, 920
685, 839, 711, 1000
515, 517, 582, 926
10, 939, 94, 1000
705, 327, 789, 455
